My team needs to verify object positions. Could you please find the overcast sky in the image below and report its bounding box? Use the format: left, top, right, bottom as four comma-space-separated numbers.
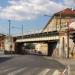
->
0, 0, 75, 36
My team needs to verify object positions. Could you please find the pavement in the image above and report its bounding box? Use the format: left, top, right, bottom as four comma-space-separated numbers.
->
44, 56, 75, 75
44, 56, 75, 65
0, 54, 19, 57
0, 54, 75, 75
0, 55, 65, 75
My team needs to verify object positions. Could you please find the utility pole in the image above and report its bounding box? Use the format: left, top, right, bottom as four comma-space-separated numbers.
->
22, 24, 23, 39
8, 20, 12, 55
8, 20, 11, 37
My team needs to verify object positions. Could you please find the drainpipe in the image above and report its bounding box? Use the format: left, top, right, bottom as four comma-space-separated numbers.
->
67, 22, 70, 58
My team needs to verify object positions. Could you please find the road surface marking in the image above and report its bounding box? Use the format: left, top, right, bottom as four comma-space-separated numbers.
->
38, 68, 50, 75
52, 70, 61, 75
22, 67, 39, 75
0, 67, 16, 73
7, 67, 27, 75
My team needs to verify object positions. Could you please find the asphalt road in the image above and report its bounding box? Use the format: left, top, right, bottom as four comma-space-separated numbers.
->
0, 55, 65, 75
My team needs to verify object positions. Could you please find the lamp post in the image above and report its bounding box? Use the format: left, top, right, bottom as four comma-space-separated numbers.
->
22, 24, 23, 39
43, 15, 52, 33
44, 14, 58, 31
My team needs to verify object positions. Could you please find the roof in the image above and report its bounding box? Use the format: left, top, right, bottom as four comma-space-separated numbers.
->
42, 8, 75, 31
55, 8, 75, 16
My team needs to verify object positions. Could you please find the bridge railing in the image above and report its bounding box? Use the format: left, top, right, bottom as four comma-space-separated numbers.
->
16, 31, 59, 39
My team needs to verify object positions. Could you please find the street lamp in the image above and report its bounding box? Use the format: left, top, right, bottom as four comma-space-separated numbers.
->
43, 15, 52, 33
44, 14, 58, 31
22, 24, 23, 39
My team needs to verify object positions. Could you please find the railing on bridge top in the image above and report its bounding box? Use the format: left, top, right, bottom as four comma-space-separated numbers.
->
16, 31, 59, 42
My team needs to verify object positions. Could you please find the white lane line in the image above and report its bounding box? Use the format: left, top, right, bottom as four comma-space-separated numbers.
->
22, 68, 39, 75
0, 67, 16, 73
7, 67, 27, 75
52, 70, 61, 75
38, 68, 50, 75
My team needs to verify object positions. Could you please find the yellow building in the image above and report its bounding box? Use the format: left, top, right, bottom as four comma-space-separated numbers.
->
0, 34, 14, 54
35, 8, 75, 58
4, 36, 15, 54
0, 34, 5, 54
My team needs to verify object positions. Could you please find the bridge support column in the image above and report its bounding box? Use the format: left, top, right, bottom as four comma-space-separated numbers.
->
59, 37, 64, 58
15, 42, 24, 54
59, 35, 69, 58
48, 41, 58, 57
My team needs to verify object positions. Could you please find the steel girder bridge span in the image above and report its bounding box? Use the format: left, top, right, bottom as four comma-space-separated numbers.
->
15, 31, 59, 55
16, 31, 59, 43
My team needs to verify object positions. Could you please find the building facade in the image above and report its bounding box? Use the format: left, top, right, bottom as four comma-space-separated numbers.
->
0, 34, 15, 54
0, 34, 5, 54
4, 36, 15, 54
35, 8, 75, 58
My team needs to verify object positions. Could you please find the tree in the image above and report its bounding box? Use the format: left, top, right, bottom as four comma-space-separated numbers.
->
25, 43, 35, 49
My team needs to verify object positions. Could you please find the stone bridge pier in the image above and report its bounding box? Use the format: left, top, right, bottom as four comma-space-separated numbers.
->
48, 41, 58, 56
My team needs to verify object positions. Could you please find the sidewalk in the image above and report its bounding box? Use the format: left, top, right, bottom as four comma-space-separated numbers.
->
44, 56, 75, 65
44, 56, 75, 75
0, 54, 19, 57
